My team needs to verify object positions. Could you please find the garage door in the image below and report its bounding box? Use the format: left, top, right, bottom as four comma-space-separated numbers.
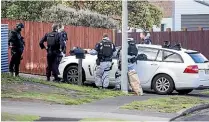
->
181, 14, 209, 31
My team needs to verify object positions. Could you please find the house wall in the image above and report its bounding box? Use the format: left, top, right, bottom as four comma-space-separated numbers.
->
174, 0, 209, 31
152, 18, 173, 32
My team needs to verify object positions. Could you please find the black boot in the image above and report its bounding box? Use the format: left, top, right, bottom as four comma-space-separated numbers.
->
47, 77, 50, 81
53, 77, 61, 82
97, 86, 102, 90
113, 87, 120, 91
15, 73, 19, 77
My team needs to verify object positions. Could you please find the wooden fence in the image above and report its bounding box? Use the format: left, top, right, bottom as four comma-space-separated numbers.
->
115, 29, 209, 59
1, 19, 113, 75
2, 19, 209, 75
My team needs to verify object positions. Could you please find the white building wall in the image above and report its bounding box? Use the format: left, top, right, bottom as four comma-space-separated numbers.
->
174, 0, 209, 31
152, 18, 173, 32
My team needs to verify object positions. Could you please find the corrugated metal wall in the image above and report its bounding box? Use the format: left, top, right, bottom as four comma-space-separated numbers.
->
1, 24, 9, 72
181, 14, 209, 31
174, 0, 209, 31
1, 19, 113, 75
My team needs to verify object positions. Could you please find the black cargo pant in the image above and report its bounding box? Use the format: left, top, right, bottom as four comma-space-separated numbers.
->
9, 50, 22, 76
46, 53, 59, 80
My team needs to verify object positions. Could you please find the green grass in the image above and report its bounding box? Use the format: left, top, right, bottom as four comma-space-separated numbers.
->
1, 112, 40, 121
201, 90, 209, 95
1, 91, 93, 105
1, 73, 126, 105
80, 118, 126, 121
121, 96, 209, 113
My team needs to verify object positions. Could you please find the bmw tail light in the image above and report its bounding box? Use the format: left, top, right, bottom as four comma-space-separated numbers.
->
184, 65, 198, 74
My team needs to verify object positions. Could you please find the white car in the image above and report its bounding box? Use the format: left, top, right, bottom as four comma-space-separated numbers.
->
59, 44, 209, 95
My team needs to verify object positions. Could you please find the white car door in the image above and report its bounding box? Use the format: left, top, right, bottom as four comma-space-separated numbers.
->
137, 47, 161, 84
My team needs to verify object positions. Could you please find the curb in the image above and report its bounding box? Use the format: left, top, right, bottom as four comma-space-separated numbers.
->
170, 104, 209, 121
36, 117, 82, 121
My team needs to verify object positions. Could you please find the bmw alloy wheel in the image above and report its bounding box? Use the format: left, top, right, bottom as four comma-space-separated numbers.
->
66, 67, 78, 84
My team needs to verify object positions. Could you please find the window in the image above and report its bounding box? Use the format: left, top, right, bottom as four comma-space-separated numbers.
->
161, 24, 165, 32
138, 47, 159, 61
187, 52, 209, 63
163, 51, 183, 63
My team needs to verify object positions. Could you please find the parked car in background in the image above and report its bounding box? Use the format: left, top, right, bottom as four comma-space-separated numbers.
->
59, 44, 209, 95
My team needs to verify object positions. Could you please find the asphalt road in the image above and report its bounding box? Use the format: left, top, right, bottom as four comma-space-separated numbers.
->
1, 99, 171, 121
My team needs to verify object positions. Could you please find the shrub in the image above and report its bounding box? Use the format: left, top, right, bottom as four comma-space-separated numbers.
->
40, 4, 119, 29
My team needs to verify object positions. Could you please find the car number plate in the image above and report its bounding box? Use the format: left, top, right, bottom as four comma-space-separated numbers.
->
205, 70, 209, 74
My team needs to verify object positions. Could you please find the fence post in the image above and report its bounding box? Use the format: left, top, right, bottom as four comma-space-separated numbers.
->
198, 27, 203, 31
166, 28, 171, 42
181, 28, 188, 48
149, 28, 153, 32
112, 29, 116, 44
181, 28, 187, 31
132, 28, 137, 41
198, 26, 204, 53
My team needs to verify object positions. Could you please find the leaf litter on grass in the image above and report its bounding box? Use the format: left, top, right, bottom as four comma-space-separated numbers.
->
1, 73, 126, 105
121, 96, 209, 113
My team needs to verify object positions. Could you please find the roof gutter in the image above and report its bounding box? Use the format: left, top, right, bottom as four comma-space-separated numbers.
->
194, 0, 209, 7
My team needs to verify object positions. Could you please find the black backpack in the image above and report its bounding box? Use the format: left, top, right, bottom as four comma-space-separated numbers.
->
99, 41, 114, 57
47, 32, 59, 47
128, 40, 138, 56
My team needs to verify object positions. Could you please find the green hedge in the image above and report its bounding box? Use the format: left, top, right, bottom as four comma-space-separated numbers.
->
40, 5, 119, 29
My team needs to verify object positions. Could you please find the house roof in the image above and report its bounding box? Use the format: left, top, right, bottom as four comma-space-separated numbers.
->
194, 0, 209, 6
149, 1, 174, 18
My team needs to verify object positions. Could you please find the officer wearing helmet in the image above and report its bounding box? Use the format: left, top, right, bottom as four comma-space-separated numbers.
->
39, 23, 63, 82
8, 22, 25, 77
88, 33, 116, 89
114, 37, 143, 96
114, 38, 138, 90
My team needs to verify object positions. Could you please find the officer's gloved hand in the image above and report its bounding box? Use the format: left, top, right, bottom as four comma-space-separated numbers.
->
84, 50, 88, 54
61, 52, 65, 57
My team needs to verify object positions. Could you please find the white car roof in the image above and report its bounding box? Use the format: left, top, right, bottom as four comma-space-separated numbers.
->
83, 44, 199, 54
136, 44, 198, 54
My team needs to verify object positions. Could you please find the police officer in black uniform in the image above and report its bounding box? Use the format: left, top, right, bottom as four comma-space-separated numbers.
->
88, 33, 116, 89
58, 24, 68, 56
8, 23, 25, 77
39, 23, 62, 81
140, 31, 152, 44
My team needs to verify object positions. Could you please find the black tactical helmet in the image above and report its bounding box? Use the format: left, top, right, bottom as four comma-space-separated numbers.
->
16, 23, 24, 29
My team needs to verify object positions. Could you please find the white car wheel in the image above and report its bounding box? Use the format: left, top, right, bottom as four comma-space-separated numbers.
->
153, 74, 174, 95
64, 65, 79, 84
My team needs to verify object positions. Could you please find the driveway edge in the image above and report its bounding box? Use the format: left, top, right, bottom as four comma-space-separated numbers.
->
170, 104, 209, 121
